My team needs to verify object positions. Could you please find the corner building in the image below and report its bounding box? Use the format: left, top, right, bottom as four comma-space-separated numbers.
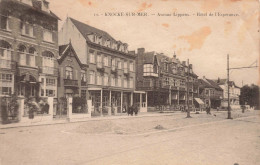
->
0, 0, 59, 102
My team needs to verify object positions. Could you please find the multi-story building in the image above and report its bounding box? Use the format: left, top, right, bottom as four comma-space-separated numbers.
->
214, 79, 241, 109
198, 77, 223, 108
0, 0, 59, 101
136, 48, 199, 110
59, 17, 138, 114
57, 43, 88, 99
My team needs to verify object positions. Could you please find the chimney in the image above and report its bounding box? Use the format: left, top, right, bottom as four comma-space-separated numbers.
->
173, 52, 176, 59
137, 48, 145, 55
189, 64, 192, 69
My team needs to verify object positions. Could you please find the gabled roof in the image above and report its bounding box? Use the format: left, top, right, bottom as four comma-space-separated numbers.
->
213, 79, 240, 88
143, 52, 155, 64
69, 17, 115, 42
206, 79, 223, 91
198, 79, 214, 88
58, 43, 87, 68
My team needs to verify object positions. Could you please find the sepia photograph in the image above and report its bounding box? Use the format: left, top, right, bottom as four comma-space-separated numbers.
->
0, 0, 259, 164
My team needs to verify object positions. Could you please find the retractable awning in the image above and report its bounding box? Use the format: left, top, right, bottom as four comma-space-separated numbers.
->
195, 98, 204, 104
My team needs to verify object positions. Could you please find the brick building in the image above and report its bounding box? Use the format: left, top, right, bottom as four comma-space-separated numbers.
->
57, 43, 88, 99
136, 48, 199, 110
0, 0, 59, 103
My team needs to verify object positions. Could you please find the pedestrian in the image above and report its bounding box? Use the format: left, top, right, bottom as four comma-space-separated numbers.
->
133, 104, 138, 116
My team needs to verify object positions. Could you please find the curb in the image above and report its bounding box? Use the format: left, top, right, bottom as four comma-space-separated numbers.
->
0, 112, 184, 130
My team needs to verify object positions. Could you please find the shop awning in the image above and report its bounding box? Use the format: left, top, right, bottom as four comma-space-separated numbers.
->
194, 98, 204, 104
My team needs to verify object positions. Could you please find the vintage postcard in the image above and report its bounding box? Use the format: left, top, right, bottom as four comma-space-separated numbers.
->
0, 0, 259, 164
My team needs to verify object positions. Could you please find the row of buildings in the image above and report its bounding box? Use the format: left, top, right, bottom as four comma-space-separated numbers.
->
0, 0, 240, 117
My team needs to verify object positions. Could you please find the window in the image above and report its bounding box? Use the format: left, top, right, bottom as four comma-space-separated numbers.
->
97, 55, 102, 67
97, 73, 102, 85
165, 63, 169, 72
124, 77, 128, 88
43, 30, 53, 42
0, 74, 12, 81
117, 60, 122, 69
143, 64, 153, 76
42, 51, 54, 67
0, 15, 10, 30
46, 78, 55, 86
123, 61, 128, 69
21, 23, 34, 37
118, 75, 121, 87
18, 45, 26, 66
0, 87, 11, 95
111, 76, 115, 86
81, 70, 86, 82
89, 50, 95, 63
46, 89, 55, 97
89, 71, 95, 84
129, 61, 134, 71
129, 77, 134, 88
165, 77, 169, 85
205, 89, 209, 95
104, 73, 108, 86
65, 67, 73, 79
104, 56, 108, 66
28, 47, 36, 67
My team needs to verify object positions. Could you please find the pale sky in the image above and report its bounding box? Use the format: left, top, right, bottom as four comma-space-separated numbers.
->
48, 0, 259, 86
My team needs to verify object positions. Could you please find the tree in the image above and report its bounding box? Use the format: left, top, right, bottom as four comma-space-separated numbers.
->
240, 84, 259, 109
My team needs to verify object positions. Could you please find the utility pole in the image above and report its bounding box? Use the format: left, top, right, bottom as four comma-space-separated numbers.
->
186, 59, 191, 118
227, 55, 258, 119
227, 54, 231, 119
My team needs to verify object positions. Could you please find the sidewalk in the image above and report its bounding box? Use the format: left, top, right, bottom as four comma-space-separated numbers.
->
0, 111, 204, 129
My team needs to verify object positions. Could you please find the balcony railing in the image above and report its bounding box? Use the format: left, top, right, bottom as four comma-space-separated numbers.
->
143, 72, 158, 77
39, 66, 58, 75
97, 62, 103, 68
111, 65, 117, 74
0, 59, 13, 69
64, 79, 78, 86
81, 81, 87, 86
124, 68, 129, 75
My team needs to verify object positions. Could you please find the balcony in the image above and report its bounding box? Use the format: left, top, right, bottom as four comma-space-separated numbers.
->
111, 65, 117, 74
39, 66, 58, 76
123, 68, 129, 76
64, 79, 78, 87
143, 72, 158, 77
81, 81, 87, 86
97, 62, 104, 72
0, 59, 15, 69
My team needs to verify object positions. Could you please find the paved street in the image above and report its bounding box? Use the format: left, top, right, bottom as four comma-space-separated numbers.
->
0, 110, 259, 165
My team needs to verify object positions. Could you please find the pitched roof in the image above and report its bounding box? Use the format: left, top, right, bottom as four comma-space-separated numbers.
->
69, 17, 115, 42
58, 43, 87, 67
206, 79, 223, 91
198, 79, 213, 88
143, 52, 155, 64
